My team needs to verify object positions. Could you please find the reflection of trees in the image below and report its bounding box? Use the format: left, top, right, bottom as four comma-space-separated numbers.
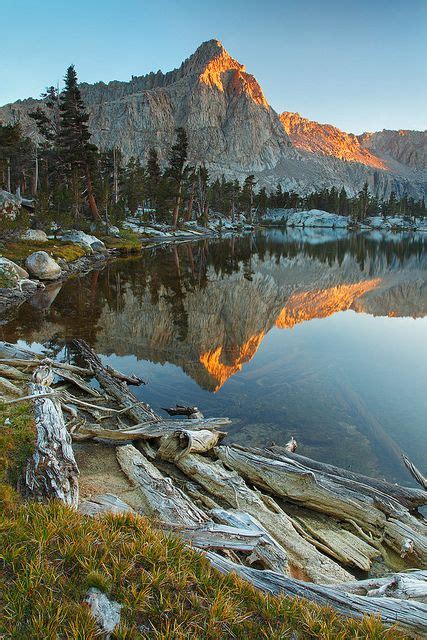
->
1, 230, 426, 351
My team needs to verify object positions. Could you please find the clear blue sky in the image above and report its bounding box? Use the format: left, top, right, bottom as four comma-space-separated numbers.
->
1, 0, 426, 134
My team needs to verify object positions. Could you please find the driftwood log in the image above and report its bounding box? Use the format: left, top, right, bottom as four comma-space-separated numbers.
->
116, 444, 208, 526
72, 418, 230, 442
171, 451, 352, 583
217, 445, 427, 565
71, 339, 159, 423
269, 444, 427, 510
206, 552, 427, 637
24, 370, 79, 507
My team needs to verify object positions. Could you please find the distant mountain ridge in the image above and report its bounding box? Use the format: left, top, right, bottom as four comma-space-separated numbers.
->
1, 39, 425, 199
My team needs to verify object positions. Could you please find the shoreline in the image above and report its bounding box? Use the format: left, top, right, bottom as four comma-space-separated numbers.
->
0, 228, 225, 319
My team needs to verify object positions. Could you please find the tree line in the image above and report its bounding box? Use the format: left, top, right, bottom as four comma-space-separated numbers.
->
1, 64, 425, 231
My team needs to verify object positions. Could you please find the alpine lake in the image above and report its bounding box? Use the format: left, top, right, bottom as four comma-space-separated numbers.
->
2, 227, 426, 486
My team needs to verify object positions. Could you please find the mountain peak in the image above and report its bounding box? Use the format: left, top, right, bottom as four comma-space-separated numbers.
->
182, 39, 245, 82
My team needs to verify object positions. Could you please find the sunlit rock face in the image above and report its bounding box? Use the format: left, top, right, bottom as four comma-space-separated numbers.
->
280, 112, 386, 169
1, 40, 425, 199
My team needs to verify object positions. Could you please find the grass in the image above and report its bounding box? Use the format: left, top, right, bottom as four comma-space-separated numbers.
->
0, 401, 407, 639
1, 240, 87, 265
101, 229, 143, 254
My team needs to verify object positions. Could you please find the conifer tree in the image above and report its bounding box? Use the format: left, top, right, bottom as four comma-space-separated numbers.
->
167, 128, 188, 228
59, 65, 100, 222
146, 147, 161, 210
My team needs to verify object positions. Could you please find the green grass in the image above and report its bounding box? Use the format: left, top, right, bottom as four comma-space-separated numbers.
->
1, 240, 87, 265
0, 401, 407, 639
101, 232, 142, 254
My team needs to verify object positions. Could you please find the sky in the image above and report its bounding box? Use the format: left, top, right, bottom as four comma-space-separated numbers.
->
1, 0, 426, 134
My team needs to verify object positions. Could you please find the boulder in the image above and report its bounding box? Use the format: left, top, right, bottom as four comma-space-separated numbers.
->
21, 229, 48, 242
25, 251, 62, 280
107, 226, 121, 237
0, 257, 29, 280
0, 190, 20, 221
0, 257, 28, 289
60, 230, 106, 252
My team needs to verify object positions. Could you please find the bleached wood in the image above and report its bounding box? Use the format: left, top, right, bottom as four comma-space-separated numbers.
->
73, 419, 230, 442
157, 428, 226, 461
116, 444, 208, 526
24, 381, 79, 506
269, 444, 427, 510
79, 494, 135, 516
71, 339, 159, 423
173, 452, 352, 583
206, 552, 427, 637
217, 445, 427, 564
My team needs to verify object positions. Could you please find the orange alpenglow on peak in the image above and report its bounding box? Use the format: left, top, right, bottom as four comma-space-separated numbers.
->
279, 112, 387, 169
275, 280, 382, 329
196, 39, 269, 107
199, 331, 265, 391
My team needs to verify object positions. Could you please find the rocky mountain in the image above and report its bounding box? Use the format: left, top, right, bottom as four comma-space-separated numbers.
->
1, 39, 425, 199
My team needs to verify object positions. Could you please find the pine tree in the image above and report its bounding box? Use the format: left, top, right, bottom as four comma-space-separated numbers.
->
167, 128, 188, 228
241, 175, 256, 222
146, 147, 161, 211
59, 65, 100, 222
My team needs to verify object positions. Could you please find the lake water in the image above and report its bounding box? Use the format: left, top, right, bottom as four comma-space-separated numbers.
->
2, 228, 426, 485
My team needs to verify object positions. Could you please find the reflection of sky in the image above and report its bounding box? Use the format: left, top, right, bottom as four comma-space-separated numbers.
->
103, 310, 427, 483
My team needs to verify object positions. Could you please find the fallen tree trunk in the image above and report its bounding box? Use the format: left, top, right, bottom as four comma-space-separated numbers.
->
24, 375, 79, 507
268, 445, 427, 510
333, 571, 427, 602
79, 493, 135, 516
206, 552, 427, 637
402, 455, 427, 492
173, 451, 352, 583
157, 428, 226, 461
217, 445, 387, 529
210, 508, 289, 573
116, 444, 208, 526
72, 418, 230, 442
71, 339, 159, 423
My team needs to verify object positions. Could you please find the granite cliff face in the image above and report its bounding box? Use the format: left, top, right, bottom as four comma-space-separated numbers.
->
1, 39, 425, 198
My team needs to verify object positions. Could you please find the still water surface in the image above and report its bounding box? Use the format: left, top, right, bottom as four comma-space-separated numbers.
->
2, 229, 426, 484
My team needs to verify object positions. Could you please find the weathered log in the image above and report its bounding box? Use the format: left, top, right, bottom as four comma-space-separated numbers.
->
52, 367, 101, 397
79, 494, 135, 516
218, 446, 427, 564
73, 418, 230, 442
157, 428, 226, 461
206, 552, 427, 637
402, 454, 427, 491
0, 363, 29, 381
0, 358, 93, 377
116, 444, 208, 526
173, 452, 352, 583
104, 364, 145, 386
71, 339, 159, 423
269, 444, 427, 510
24, 378, 79, 507
0, 341, 43, 361
211, 508, 289, 573
0, 375, 23, 397
334, 571, 427, 602
288, 509, 380, 571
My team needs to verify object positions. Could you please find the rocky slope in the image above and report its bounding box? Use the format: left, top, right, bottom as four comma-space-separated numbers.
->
1, 40, 425, 198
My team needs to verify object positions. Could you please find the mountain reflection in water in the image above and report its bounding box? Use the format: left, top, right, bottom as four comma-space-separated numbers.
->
2, 229, 427, 484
